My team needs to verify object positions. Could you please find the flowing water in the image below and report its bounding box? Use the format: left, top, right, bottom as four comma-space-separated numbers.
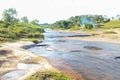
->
28, 29, 120, 80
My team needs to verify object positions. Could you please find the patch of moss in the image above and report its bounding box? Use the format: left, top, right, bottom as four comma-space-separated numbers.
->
91, 33, 99, 36
25, 72, 72, 80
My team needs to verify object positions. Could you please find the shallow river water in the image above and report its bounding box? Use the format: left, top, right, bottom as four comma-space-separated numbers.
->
28, 29, 120, 80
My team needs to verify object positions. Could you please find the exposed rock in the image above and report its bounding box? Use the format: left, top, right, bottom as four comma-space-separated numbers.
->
17, 63, 40, 71
21, 44, 36, 49
32, 40, 42, 44
36, 43, 49, 47
0, 49, 13, 56
0, 41, 57, 80
115, 57, 120, 59
67, 34, 90, 37
46, 47, 54, 51
115, 57, 120, 62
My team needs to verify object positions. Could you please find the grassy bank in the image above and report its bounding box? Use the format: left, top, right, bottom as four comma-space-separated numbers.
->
0, 8, 45, 42
0, 22, 45, 42
103, 20, 120, 28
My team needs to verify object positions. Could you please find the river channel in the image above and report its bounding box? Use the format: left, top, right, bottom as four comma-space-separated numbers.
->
28, 29, 120, 80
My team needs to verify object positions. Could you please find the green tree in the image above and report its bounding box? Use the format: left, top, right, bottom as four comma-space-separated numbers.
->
30, 19, 39, 25
21, 16, 29, 23
85, 24, 93, 30
2, 8, 17, 23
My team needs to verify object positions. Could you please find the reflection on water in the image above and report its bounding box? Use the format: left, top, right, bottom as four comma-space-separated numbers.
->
28, 29, 120, 80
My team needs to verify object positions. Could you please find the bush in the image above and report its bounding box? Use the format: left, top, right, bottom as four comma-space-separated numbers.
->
69, 26, 80, 31
91, 33, 99, 36
85, 24, 93, 30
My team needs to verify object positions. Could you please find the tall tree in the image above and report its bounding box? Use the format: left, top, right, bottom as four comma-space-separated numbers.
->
2, 8, 17, 23
30, 19, 39, 25
21, 16, 29, 23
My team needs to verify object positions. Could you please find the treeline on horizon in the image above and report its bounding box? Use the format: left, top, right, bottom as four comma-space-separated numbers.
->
51, 15, 111, 30
0, 8, 44, 42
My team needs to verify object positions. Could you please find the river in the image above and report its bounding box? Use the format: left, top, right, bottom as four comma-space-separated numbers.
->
28, 29, 120, 80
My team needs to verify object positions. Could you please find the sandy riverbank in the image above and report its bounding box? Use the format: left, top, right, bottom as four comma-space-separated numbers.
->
58, 29, 120, 44
0, 41, 57, 80
65, 33, 120, 44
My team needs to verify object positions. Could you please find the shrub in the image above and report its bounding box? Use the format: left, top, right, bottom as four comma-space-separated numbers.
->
91, 33, 99, 36
85, 24, 93, 30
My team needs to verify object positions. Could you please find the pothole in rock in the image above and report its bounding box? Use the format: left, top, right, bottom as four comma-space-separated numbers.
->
56, 40, 66, 42
0, 49, 13, 56
36, 43, 50, 47
114, 57, 120, 61
21, 44, 36, 49
84, 46, 102, 50
70, 50, 83, 52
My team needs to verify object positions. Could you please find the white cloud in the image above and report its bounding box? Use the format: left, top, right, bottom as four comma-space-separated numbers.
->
0, 0, 119, 23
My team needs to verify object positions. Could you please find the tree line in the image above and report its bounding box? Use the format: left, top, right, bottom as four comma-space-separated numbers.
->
51, 15, 110, 30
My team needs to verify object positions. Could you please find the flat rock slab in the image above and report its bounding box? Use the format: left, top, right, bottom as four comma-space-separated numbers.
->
1, 70, 27, 80
17, 63, 41, 71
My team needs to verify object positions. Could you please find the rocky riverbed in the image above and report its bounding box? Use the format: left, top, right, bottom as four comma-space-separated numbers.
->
0, 41, 57, 80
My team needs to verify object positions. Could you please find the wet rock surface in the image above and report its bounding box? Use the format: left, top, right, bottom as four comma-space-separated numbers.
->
28, 29, 120, 80
1, 70, 27, 80
0, 41, 56, 80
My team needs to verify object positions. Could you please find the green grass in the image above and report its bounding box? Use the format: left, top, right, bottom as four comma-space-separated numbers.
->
0, 22, 44, 42
103, 30, 117, 34
104, 20, 120, 28
25, 72, 72, 80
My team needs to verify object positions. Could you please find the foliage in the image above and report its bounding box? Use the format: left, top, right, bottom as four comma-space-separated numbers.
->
2, 8, 18, 23
25, 72, 72, 80
21, 16, 29, 23
51, 15, 110, 30
84, 24, 93, 30
69, 26, 80, 31
30, 19, 40, 25
0, 8, 44, 42
0, 22, 44, 41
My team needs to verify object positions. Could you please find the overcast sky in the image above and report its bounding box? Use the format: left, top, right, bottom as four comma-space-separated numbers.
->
0, 0, 119, 23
